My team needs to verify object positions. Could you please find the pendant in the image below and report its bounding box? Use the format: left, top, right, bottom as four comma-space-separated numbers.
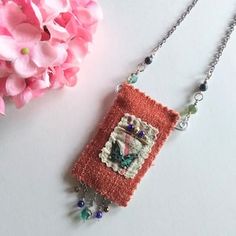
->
71, 83, 179, 220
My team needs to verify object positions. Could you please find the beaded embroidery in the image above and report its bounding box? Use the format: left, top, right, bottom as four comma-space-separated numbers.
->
99, 114, 159, 179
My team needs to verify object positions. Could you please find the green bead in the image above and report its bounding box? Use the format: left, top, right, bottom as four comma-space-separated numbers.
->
180, 109, 189, 116
80, 207, 92, 221
188, 104, 197, 114
128, 74, 138, 84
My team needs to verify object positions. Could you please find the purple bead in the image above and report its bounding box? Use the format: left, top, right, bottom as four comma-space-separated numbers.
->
77, 200, 85, 208
126, 124, 134, 132
138, 130, 145, 138
95, 210, 103, 219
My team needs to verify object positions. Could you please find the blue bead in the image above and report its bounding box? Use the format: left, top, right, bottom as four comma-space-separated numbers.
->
199, 82, 208, 91
145, 56, 153, 65
128, 74, 138, 84
95, 210, 103, 219
138, 130, 145, 138
77, 200, 85, 208
126, 124, 134, 132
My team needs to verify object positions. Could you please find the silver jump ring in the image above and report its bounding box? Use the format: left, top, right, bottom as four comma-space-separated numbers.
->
175, 119, 189, 131
194, 92, 203, 102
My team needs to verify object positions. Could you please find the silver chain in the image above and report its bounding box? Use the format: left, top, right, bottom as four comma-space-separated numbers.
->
176, 13, 236, 131
122, 0, 236, 131
133, 0, 199, 75
204, 14, 236, 81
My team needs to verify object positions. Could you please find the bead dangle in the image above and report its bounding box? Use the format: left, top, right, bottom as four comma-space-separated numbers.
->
74, 182, 111, 221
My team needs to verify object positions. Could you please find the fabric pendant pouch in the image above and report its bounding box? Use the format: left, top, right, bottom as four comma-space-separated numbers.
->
71, 83, 179, 220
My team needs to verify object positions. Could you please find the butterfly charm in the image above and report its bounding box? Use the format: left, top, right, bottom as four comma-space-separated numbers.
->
110, 141, 138, 169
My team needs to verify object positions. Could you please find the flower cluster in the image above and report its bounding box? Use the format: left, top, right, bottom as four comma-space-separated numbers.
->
0, 0, 102, 115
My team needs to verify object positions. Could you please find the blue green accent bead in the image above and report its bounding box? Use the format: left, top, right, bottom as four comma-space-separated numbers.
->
188, 104, 197, 114
128, 74, 138, 84
80, 207, 92, 221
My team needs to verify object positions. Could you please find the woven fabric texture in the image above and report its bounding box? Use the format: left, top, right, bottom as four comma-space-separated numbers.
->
72, 83, 179, 206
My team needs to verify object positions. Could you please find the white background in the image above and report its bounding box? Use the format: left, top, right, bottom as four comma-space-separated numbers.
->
0, 0, 236, 235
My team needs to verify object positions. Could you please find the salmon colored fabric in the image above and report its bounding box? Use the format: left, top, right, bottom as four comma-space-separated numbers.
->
72, 83, 179, 206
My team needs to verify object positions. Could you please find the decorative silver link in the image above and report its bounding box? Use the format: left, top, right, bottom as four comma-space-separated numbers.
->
194, 92, 203, 102
175, 119, 189, 131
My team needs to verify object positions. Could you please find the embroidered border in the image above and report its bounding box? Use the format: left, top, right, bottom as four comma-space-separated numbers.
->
99, 113, 159, 179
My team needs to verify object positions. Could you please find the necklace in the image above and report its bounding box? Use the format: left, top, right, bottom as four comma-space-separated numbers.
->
70, 1, 236, 221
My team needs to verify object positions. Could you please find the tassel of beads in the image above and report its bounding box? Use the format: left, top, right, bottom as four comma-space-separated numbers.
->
74, 182, 111, 221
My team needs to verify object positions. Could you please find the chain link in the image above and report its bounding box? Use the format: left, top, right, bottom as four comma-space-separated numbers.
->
129, 0, 199, 77
151, 0, 199, 56
204, 14, 236, 81
176, 13, 236, 131
123, 1, 236, 131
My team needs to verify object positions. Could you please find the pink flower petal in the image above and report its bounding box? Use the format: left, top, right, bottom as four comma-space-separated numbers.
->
11, 23, 41, 43
64, 49, 79, 67
0, 96, 5, 115
77, 27, 93, 42
50, 66, 65, 88
65, 17, 77, 36
44, 0, 70, 13
15, 0, 43, 27
31, 89, 46, 98
0, 25, 11, 36
31, 41, 58, 67
70, 0, 90, 9
73, 3, 102, 27
13, 56, 38, 78
73, 7, 93, 25
0, 60, 12, 77
0, 77, 7, 95
39, 0, 70, 22
55, 12, 72, 28
0, 36, 18, 61
5, 74, 26, 96
64, 67, 79, 86
52, 43, 68, 66
46, 21, 70, 41
0, 1, 26, 29
12, 87, 33, 108
69, 36, 89, 62
29, 79, 48, 90
86, 1, 103, 22
66, 17, 93, 41
28, 73, 50, 90
31, 2, 43, 26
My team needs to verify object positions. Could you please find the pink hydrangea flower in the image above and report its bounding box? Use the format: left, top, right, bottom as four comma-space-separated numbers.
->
0, 0, 102, 114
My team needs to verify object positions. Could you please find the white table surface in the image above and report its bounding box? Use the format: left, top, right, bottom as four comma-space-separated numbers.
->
1, 0, 236, 235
